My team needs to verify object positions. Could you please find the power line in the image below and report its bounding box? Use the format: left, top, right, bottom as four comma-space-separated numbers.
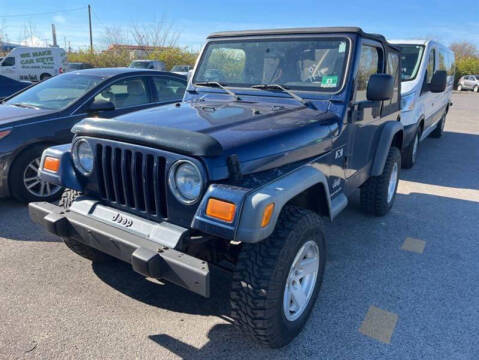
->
0, 6, 87, 18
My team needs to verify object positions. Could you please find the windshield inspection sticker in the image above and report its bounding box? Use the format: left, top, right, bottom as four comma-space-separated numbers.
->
321, 75, 338, 88
338, 41, 346, 53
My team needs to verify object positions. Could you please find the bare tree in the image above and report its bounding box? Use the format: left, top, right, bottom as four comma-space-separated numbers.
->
130, 16, 180, 55
450, 42, 478, 59
103, 25, 129, 48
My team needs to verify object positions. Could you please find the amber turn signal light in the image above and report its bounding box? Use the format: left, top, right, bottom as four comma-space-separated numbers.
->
206, 198, 236, 223
43, 157, 60, 173
261, 203, 275, 227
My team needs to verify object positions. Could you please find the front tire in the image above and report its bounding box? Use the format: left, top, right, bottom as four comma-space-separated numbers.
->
360, 146, 401, 216
59, 190, 113, 263
230, 206, 326, 348
457, 84, 462, 91
9, 144, 63, 203
474, 86, 478, 93
402, 128, 420, 169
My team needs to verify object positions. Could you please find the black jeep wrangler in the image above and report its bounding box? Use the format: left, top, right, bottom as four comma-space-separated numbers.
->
30, 27, 403, 348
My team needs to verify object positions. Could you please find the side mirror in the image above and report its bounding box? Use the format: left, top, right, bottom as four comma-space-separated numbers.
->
430, 70, 447, 93
88, 100, 115, 113
367, 73, 394, 101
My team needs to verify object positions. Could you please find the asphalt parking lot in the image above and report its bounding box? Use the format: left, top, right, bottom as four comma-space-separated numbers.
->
0, 93, 478, 360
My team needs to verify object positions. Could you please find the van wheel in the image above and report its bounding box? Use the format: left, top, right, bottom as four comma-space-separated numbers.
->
431, 113, 446, 138
457, 85, 462, 91
9, 144, 63, 203
402, 128, 420, 169
40, 73, 51, 81
230, 206, 326, 348
360, 146, 401, 216
60, 190, 113, 263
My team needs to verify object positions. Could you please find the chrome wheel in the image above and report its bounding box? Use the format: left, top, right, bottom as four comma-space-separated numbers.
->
387, 161, 399, 204
412, 133, 419, 163
283, 240, 320, 322
23, 157, 61, 198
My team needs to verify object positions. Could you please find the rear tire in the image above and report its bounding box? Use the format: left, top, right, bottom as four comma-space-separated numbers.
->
40, 73, 51, 81
360, 146, 401, 216
230, 206, 326, 348
60, 190, 113, 263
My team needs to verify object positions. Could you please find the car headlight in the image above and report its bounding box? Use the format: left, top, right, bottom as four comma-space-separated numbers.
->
168, 160, 204, 204
72, 139, 94, 175
401, 92, 416, 112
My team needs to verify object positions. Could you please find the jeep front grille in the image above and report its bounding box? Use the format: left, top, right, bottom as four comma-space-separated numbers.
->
96, 144, 168, 219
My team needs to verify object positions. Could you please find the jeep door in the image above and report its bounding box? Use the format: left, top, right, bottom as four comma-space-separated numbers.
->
345, 39, 385, 180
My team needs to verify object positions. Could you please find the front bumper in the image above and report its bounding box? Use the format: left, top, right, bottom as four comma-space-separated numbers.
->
29, 201, 210, 297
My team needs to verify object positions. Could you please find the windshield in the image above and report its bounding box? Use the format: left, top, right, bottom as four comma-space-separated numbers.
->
129, 61, 151, 69
172, 65, 189, 72
398, 45, 425, 81
6, 73, 103, 110
194, 37, 350, 92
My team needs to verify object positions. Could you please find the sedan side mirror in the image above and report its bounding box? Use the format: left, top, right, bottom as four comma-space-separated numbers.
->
367, 73, 394, 101
430, 70, 447, 93
88, 99, 115, 113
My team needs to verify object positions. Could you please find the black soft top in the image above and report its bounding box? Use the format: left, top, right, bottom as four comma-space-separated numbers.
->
207, 27, 398, 51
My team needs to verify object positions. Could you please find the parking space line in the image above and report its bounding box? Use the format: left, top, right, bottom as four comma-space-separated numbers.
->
401, 237, 426, 254
359, 306, 398, 344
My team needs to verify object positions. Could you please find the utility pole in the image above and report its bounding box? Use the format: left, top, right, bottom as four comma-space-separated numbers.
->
88, 4, 93, 53
51, 24, 57, 47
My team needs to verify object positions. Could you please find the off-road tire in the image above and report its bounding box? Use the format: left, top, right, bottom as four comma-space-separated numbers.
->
59, 189, 113, 263
430, 113, 446, 138
402, 128, 420, 169
230, 206, 326, 348
360, 146, 401, 216
9, 144, 63, 203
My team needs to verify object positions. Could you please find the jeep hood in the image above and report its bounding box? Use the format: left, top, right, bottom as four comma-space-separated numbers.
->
73, 100, 339, 179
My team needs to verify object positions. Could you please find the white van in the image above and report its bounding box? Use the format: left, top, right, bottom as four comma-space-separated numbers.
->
0, 47, 67, 82
390, 40, 455, 168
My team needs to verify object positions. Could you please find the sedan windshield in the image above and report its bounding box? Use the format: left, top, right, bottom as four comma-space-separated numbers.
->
6, 73, 103, 110
398, 45, 425, 81
129, 61, 151, 69
194, 37, 350, 92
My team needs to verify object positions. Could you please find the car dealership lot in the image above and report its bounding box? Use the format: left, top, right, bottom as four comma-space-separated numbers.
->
0, 93, 478, 359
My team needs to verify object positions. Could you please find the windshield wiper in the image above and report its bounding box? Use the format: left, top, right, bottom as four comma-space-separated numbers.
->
195, 81, 241, 101
10, 103, 41, 110
251, 84, 317, 110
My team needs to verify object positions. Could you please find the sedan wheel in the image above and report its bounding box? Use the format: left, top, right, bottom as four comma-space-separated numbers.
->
23, 157, 62, 199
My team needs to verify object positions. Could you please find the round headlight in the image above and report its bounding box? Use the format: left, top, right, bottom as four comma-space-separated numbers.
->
73, 139, 94, 175
168, 160, 204, 204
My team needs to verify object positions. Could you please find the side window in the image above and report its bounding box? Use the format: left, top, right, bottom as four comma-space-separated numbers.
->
426, 49, 435, 84
383, 51, 400, 113
152, 77, 186, 102
2, 57, 15, 66
356, 45, 380, 102
93, 77, 149, 109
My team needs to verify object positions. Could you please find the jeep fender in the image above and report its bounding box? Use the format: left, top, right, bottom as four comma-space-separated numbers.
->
370, 121, 403, 176
38, 144, 83, 191
235, 164, 332, 243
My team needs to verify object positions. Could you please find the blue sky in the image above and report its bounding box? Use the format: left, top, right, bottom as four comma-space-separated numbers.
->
0, 0, 478, 51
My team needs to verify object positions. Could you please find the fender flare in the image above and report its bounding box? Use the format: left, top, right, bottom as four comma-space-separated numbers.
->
235, 164, 331, 243
371, 121, 403, 176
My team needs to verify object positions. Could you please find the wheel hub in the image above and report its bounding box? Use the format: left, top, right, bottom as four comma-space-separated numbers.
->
387, 162, 399, 204
283, 240, 320, 322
